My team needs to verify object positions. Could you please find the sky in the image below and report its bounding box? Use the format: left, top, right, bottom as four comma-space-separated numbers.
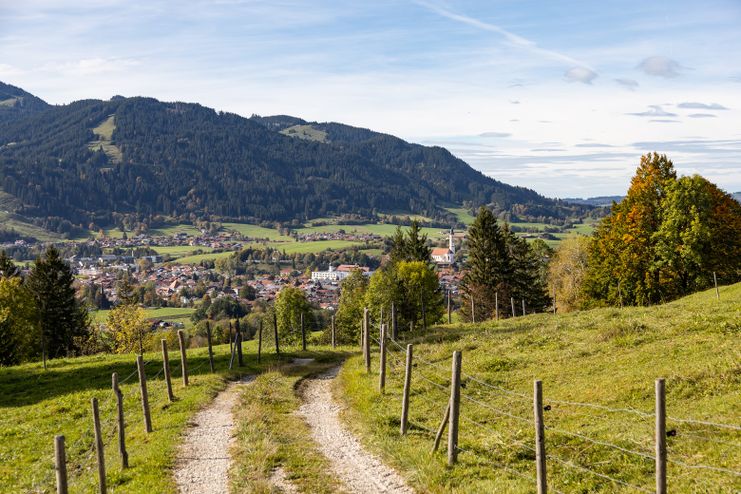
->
1, 0, 740, 198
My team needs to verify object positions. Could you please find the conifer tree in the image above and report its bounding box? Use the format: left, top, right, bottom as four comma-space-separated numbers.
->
0, 251, 18, 278
27, 246, 89, 358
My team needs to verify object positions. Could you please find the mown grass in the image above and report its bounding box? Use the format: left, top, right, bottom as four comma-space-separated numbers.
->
91, 307, 196, 326
230, 350, 350, 494
87, 115, 122, 163
0, 339, 307, 493
336, 283, 741, 493
221, 223, 291, 241
174, 250, 235, 264
151, 245, 214, 258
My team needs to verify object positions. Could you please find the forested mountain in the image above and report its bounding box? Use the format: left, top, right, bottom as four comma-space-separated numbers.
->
0, 82, 50, 122
0, 83, 584, 229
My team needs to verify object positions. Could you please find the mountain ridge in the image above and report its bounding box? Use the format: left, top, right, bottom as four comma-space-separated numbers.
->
0, 83, 586, 230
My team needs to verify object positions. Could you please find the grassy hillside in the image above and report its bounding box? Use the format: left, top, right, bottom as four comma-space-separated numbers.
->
337, 284, 741, 493
0, 339, 314, 493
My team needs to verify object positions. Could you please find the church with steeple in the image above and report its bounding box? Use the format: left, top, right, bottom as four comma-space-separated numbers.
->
431, 229, 455, 265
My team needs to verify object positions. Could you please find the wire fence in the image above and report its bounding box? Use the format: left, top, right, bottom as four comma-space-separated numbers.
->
370, 329, 741, 492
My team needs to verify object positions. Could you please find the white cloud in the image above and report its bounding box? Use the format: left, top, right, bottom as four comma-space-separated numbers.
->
565, 67, 597, 84
638, 56, 682, 78
628, 105, 678, 117
479, 132, 511, 138
678, 102, 728, 110
44, 57, 141, 76
688, 113, 717, 118
0, 64, 24, 77
614, 78, 638, 90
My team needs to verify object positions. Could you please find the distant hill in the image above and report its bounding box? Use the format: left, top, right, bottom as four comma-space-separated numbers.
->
0, 83, 586, 229
0, 82, 50, 122
563, 195, 624, 207
733, 191, 741, 203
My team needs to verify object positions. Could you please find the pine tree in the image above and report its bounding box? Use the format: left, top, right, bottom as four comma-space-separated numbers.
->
0, 251, 18, 278
403, 221, 432, 262
27, 246, 89, 358
460, 207, 510, 320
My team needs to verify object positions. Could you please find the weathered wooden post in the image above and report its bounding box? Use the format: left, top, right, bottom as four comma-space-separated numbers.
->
713, 272, 719, 300
331, 315, 336, 349
111, 373, 128, 468
433, 402, 451, 453
391, 302, 398, 340
422, 301, 427, 331
257, 319, 263, 362
54, 435, 68, 494
379, 324, 387, 393
229, 321, 234, 355
177, 330, 188, 386
495, 291, 499, 321
553, 287, 557, 314
470, 296, 475, 323
273, 311, 280, 356
300, 312, 307, 351
363, 307, 371, 373
206, 321, 215, 372
400, 344, 413, 435
447, 290, 452, 324
236, 319, 244, 366
91, 397, 106, 494
534, 380, 547, 494
161, 339, 174, 402
380, 306, 384, 328
511, 297, 516, 318
448, 351, 462, 466
522, 298, 526, 317
655, 379, 667, 494
136, 355, 152, 433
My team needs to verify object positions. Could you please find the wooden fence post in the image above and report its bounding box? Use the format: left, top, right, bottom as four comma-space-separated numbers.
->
432, 402, 451, 453
206, 321, 214, 372
470, 296, 475, 324
380, 306, 384, 328
331, 315, 336, 349
301, 312, 307, 351
273, 312, 280, 356
511, 297, 516, 318
257, 319, 263, 362
400, 344, 413, 435
447, 290, 452, 324
91, 397, 106, 494
553, 287, 557, 314
522, 298, 526, 317
364, 307, 371, 373
422, 301, 427, 331
495, 291, 499, 321
236, 319, 244, 367
656, 379, 667, 494
534, 380, 547, 494
391, 302, 398, 340
136, 355, 152, 433
177, 330, 189, 385
54, 435, 68, 494
228, 330, 236, 370
379, 324, 387, 393
229, 321, 233, 356
448, 351, 462, 466
111, 373, 128, 468
713, 272, 719, 300
161, 339, 174, 402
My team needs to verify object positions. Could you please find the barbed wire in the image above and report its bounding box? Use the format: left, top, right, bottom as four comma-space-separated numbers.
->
546, 454, 653, 493
459, 393, 532, 425
545, 425, 655, 461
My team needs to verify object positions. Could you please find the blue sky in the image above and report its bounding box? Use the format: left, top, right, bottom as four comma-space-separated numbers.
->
1, 0, 740, 197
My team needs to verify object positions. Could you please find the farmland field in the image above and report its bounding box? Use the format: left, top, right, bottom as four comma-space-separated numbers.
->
151, 245, 213, 258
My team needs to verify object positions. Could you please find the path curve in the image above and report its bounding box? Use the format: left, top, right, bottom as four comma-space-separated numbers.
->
174, 376, 254, 494
298, 366, 414, 494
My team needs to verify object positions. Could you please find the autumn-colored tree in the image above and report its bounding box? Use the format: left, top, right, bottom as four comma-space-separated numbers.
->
586, 154, 741, 305
548, 236, 590, 312
106, 304, 149, 354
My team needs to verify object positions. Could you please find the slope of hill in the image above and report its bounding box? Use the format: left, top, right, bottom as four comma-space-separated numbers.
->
0, 83, 586, 229
338, 283, 741, 493
0, 82, 49, 122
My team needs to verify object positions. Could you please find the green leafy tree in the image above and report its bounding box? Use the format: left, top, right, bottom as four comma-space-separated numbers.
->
333, 270, 369, 344
363, 268, 400, 327
0, 277, 39, 365
27, 246, 89, 358
394, 260, 444, 328
274, 286, 312, 345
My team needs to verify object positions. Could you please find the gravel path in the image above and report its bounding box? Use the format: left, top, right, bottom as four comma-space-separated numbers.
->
297, 366, 414, 494
174, 376, 254, 494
